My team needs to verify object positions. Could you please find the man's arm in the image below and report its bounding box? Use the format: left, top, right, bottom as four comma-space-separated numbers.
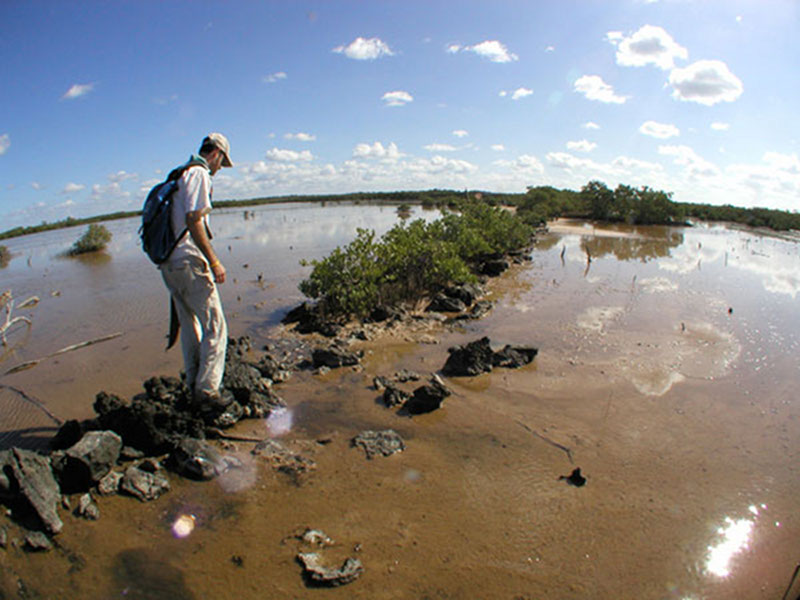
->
186, 210, 226, 284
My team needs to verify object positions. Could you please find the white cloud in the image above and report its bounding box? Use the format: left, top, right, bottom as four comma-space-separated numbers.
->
265, 148, 314, 162
62, 182, 86, 194
31, 182, 43, 190
107, 170, 137, 183
284, 132, 316, 142
669, 60, 743, 106
152, 94, 178, 105
91, 181, 130, 201
499, 91, 507, 97
605, 31, 624, 44
62, 83, 95, 100
639, 120, 680, 139
446, 43, 462, 54
711, 122, 730, 131
545, 45, 555, 53
463, 40, 518, 63
613, 25, 688, 70
511, 87, 533, 100
264, 71, 287, 83
762, 151, 800, 174
494, 154, 544, 174
567, 139, 597, 152
0, 134, 9, 155
491, 144, 505, 152
352, 142, 402, 161
382, 90, 413, 107
333, 37, 394, 60
546, 152, 600, 172
659, 144, 719, 177
452, 130, 469, 138
583, 122, 601, 130
611, 156, 664, 173
424, 143, 457, 152
574, 75, 628, 104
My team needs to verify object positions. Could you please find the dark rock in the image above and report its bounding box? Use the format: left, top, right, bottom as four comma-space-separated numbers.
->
426, 293, 466, 313
311, 346, 362, 369
443, 283, 482, 306
168, 438, 226, 481
120, 466, 170, 502
54, 430, 122, 492
7, 448, 62, 535
0, 525, 6, 548
560, 468, 587, 487
372, 375, 391, 391
120, 446, 145, 461
254, 355, 292, 383
403, 377, 451, 415
93, 392, 125, 417
352, 430, 406, 459
394, 369, 420, 382
75, 493, 99, 520
138, 458, 161, 473
442, 337, 495, 376
50, 419, 93, 451
24, 531, 52, 552
367, 304, 402, 323
297, 552, 363, 587
480, 259, 509, 277
282, 301, 317, 325
97, 471, 122, 495
252, 439, 316, 477
469, 300, 493, 319
492, 345, 539, 369
380, 385, 410, 408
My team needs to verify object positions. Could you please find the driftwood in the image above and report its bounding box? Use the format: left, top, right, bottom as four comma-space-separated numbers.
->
3, 332, 123, 376
1, 291, 37, 347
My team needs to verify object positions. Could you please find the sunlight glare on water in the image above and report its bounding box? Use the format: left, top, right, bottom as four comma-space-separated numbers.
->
705, 507, 763, 577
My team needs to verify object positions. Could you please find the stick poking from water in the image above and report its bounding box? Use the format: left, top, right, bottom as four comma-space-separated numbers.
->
515, 420, 574, 464
0, 384, 63, 426
2, 332, 123, 376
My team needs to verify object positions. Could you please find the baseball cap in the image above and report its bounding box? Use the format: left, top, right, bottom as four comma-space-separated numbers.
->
203, 132, 233, 167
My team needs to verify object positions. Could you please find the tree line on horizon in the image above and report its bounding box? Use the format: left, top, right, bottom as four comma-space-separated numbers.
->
2, 183, 799, 241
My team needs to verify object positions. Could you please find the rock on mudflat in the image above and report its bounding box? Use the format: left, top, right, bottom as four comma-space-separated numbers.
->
403, 377, 452, 415
54, 430, 122, 492
352, 430, 406, 459
24, 530, 52, 552
297, 552, 363, 587
75, 493, 100, 520
311, 345, 363, 369
1, 448, 63, 535
442, 337, 538, 377
120, 465, 170, 502
168, 438, 242, 481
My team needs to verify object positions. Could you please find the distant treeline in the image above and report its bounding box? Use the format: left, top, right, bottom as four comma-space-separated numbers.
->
2, 183, 798, 241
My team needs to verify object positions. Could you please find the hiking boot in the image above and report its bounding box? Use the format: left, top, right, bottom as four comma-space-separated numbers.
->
193, 389, 234, 410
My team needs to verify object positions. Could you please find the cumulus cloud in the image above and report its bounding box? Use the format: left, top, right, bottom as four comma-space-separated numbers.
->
567, 139, 597, 152
264, 71, 287, 83
583, 122, 601, 130
574, 75, 628, 104
284, 132, 316, 142
424, 143, 457, 152
31, 182, 43, 190
491, 144, 505, 152
639, 120, 680, 139
545, 45, 555, 53
62, 182, 86, 194
511, 87, 533, 100
613, 25, 688, 70
659, 144, 719, 177
452, 130, 468, 138
454, 40, 518, 63
762, 151, 800, 174
494, 154, 544, 174
612, 156, 664, 173
0, 134, 9, 155
669, 60, 743, 105
382, 90, 413, 107
62, 83, 95, 100
265, 148, 314, 162
352, 142, 402, 160
91, 181, 130, 201
333, 37, 394, 60
711, 122, 730, 131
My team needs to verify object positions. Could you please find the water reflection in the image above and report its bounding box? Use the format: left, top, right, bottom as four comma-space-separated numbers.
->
581, 229, 683, 262
705, 504, 767, 578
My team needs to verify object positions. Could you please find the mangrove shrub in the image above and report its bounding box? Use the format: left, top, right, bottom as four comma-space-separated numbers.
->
69, 224, 112, 255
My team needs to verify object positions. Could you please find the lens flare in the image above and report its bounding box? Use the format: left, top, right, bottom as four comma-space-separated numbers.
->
266, 407, 293, 437
171, 514, 196, 539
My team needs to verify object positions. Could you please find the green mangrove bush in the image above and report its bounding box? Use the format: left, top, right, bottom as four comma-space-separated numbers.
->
69, 224, 112, 255
299, 201, 534, 319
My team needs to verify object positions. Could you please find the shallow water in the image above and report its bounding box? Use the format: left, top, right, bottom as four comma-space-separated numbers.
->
1, 211, 799, 599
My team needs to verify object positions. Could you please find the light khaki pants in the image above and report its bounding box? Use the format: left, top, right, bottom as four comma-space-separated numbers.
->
160, 256, 227, 396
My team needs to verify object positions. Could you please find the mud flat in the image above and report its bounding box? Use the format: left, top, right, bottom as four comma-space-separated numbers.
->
1, 217, 799, 599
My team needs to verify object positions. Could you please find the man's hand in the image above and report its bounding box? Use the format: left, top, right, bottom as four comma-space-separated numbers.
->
211, 261, 226, 284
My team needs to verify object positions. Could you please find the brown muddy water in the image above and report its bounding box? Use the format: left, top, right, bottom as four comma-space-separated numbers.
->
1, 207, 799, 599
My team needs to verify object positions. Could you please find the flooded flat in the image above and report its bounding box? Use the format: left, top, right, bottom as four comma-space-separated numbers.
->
1, 209, 799, 599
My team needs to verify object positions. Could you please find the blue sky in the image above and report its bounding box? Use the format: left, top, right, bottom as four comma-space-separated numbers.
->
1, 0, 798, 230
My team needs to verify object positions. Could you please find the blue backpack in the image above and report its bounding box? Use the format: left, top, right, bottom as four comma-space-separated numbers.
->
139, 159, 205, 264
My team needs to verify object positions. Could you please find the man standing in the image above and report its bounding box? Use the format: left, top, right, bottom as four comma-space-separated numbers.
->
160, 133, 233, 408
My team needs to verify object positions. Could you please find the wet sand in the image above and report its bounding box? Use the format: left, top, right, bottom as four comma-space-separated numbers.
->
1, 217, 799, 598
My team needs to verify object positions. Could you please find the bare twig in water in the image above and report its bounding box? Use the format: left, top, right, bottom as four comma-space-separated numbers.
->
0, 384, 63, 425
3, 332, 123, 376
1, 290, 35, 347
515, 420, 574, 464
781, 562, 800, 600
